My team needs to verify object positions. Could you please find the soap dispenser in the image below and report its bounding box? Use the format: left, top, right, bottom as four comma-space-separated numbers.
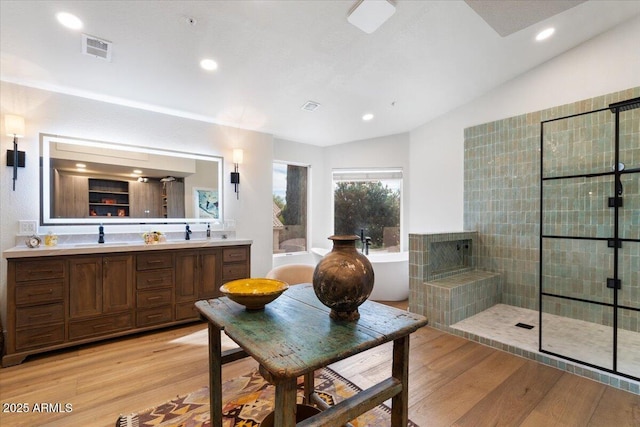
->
206, 223, 211, 238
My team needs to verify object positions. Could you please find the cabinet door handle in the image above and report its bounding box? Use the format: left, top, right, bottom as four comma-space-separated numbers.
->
146, 278, 164, 284
29, 313, 53, 320
28, 270, 54, 276
28, 289, 54, 296
32, 333, 53, 340
92, 323, 111, 330
147, 296, 162, 301
147, 260, 164, 265
147, 314, 163, 319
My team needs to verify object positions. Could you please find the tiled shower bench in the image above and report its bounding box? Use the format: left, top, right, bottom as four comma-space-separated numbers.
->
424, 269, 502, 329
409, 232, 502, 330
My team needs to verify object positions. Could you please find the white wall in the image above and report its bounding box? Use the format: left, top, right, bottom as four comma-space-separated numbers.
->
0, 82, 274, 327
323, 132, 411, 251
409, 15, 640, 233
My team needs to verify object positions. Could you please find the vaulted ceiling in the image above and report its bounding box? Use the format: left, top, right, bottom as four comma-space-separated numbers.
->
1, 1, 639, 146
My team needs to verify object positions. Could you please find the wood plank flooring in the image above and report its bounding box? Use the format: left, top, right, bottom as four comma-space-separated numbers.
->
1, 309, 639, 426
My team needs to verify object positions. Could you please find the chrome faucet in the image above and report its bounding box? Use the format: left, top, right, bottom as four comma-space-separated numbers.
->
98, 224, 105, 244
185, 224, 192, 240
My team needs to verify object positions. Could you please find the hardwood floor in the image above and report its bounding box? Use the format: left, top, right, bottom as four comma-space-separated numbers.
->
1, 315, 639, 426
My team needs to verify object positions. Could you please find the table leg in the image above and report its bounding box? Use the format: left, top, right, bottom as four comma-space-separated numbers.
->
391, 335, 409, 426
274, 377, 297, 427
304, 370, 314, 404
208, 323, 223, 427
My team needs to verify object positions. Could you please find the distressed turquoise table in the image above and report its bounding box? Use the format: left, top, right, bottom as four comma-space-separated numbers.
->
195, 284, 428, 427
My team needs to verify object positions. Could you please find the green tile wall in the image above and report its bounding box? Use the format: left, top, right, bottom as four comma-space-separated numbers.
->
464, 87, 640, 331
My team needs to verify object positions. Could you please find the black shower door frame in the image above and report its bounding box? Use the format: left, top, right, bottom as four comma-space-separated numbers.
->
539, 99, 640, 382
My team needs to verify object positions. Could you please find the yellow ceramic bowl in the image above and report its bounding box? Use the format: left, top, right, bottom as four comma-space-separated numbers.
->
220, 278, 289, 310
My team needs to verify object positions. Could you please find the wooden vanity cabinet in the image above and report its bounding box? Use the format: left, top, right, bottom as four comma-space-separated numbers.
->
175, 249, 219, 321
67, 255, 134, 341
2, 244, 250, 367
10, 259, 66, 354
136, 252, 174, 327
68, 255, 134, 318
222, 246, 250, 282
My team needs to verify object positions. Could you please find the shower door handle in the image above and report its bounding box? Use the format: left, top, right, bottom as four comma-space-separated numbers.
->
607, 278, 621, 289
608, 197, 623, 207
607, 239, 622, 248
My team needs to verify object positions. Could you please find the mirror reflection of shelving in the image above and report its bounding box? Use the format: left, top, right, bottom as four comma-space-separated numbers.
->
43, 134, 221, 224
88, 178, 129, 217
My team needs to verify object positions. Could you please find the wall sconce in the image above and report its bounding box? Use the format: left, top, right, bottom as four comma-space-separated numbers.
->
5, 115, 26, 191
230, 148, 243, 199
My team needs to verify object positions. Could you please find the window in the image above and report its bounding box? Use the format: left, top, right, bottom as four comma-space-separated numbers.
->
333, 169, 402, 252
273, 162, 309, 254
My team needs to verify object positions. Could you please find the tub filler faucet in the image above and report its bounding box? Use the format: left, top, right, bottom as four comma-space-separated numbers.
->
98, 224, 105, 244
185, 224, 192, 240
359, 228, 371, 255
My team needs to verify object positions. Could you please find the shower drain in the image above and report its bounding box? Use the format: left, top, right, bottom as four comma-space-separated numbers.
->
515, 322, 534, 330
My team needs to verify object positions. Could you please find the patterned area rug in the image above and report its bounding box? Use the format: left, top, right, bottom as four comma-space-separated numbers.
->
116, 367, 418, 426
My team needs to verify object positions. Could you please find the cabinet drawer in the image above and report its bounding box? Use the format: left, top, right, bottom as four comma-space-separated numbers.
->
137, 307, 173, 327
223, 247, 247, 263
16, 324, 65, 350
222, 264, 248, 281
136, 269, 173, 289
16, 280, 64, 305
137, 289, 172, 308
175, 302, 199, 321
136, 253, 174, 270
69, 312, 133, 340
16, 303, 64, 328
15, 260, 64, 282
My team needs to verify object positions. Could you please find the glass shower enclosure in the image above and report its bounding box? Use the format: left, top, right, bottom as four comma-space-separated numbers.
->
540, 97, 640, 381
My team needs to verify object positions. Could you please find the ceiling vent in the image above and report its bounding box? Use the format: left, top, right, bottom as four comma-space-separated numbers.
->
301, 101, 321, 112
82, 33, 112, 62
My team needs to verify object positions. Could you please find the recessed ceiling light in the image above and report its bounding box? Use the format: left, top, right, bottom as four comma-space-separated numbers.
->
75, 163, 86, 168
536, 27, 555, 41
133, 169, 143, 174
200, 59, 218, 71
362, 113, 374, 121
56, 12, 83, 30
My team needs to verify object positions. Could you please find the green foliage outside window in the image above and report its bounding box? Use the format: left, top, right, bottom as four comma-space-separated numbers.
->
334, 181, 400, 248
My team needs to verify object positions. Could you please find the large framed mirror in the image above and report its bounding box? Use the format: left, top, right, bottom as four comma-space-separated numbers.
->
40, 134, 223, 225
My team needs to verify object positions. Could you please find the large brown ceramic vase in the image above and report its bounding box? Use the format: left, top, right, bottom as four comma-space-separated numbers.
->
312, 235, 374, 321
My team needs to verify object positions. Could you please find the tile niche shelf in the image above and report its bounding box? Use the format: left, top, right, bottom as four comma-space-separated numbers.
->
88, 178, 130, 217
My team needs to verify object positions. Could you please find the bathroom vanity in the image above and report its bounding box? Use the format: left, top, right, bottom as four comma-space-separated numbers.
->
2, 239, 251, 367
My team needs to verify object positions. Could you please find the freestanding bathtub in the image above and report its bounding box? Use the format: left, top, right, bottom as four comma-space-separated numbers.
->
311, 248, 409, 301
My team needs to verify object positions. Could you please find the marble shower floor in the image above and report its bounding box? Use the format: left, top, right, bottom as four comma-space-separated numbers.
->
450, 304, 640, 390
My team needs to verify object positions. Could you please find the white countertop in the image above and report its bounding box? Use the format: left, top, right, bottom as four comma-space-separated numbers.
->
3, 238, 253, 259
